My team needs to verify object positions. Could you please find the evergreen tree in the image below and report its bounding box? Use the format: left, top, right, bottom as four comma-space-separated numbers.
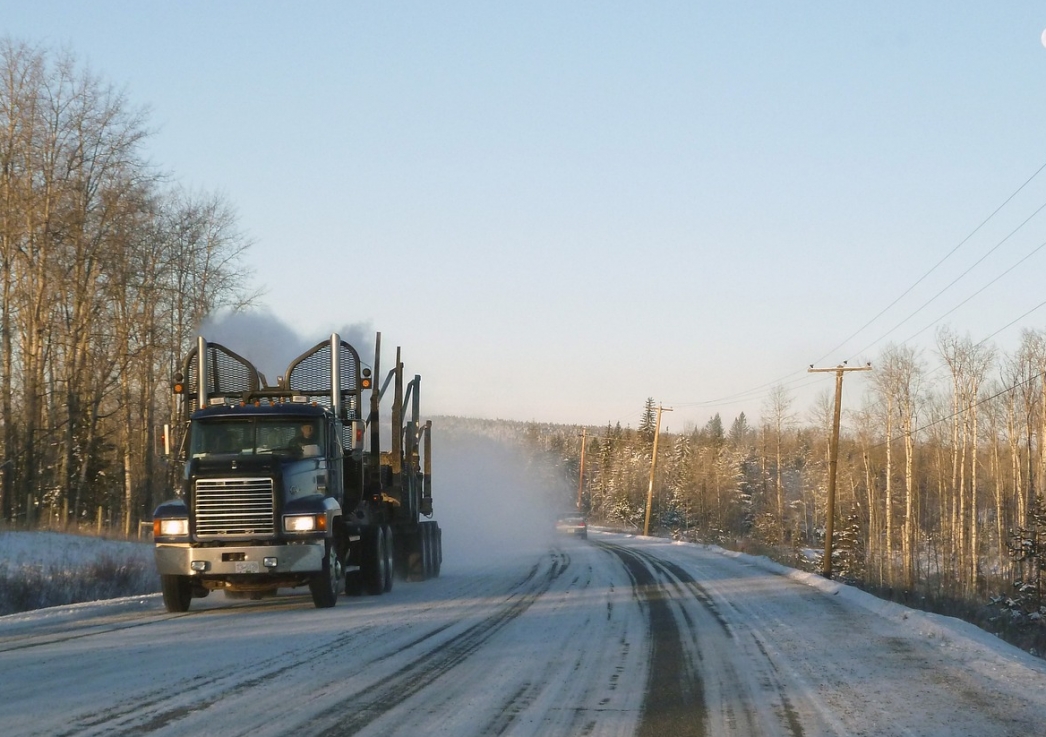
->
834, 508, 865, 582
729, 412, 749, 446
591, 422, 623, 523
706, 413, 724, 445
1006, 494, 1046, 617
639, 397, 657, 444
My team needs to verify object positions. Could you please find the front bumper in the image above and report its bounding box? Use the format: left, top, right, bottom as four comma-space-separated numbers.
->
155, 542, 325, 577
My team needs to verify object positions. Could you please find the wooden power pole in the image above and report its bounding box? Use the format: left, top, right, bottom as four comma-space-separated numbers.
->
808, 363, 871, 578
643, 404, 672, 536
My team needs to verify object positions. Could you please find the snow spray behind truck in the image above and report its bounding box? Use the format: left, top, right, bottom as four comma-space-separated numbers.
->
152, 332, 441, 612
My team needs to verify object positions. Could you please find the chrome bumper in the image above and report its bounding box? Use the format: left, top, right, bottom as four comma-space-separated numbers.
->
155, 542, 324, 576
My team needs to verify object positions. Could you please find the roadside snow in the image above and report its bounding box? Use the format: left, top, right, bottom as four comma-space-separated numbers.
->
0, 530, 157, 616
0, 530, 153, 568
707, 541, 1046, 667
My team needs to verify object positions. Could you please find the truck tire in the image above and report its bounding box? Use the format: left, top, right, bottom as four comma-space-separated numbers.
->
417, 523, 429, 579
433, 524, 442, 578
382, 525, 395, 593
309, 539, 341, 608
362, 526, 387, 595
405, 526, 424, 581
421, 522, 435, 580
161, 574, 192, 613
393, 530, 410, 580
345, 568, 363, 596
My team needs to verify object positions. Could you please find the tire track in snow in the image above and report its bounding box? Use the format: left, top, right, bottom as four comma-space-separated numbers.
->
305, 549, 571, 736
651, 558, 806, 734
49, 620, 378, 737
0, 592, 325, 654
31, 560, 557, 737
467, 553, 628, 737
602, 541, 810, 737
303, 542, 644, 737
0, 610, 191, 653
600, 543, 706, 737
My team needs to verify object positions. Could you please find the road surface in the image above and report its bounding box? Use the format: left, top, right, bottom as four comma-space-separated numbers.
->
1, 532, 1044, 736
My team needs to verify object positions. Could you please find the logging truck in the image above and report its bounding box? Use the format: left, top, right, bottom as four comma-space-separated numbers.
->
152, 332, 441, 611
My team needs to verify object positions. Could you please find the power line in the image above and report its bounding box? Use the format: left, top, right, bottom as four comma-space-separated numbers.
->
863, 295, 1046, 411
815, 159, 1046, 366
845, 197, 1046, 361
669, 161, 1046, 423
896, 236, 1046, 347
671, 370, 812, 409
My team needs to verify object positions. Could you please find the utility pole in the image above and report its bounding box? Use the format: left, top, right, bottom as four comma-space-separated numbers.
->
577, 428, 587, 510
643, 404, 672, 536
808, 362, 872, 578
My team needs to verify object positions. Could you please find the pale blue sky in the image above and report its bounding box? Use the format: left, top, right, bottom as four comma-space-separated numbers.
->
6, 2, 1046, 430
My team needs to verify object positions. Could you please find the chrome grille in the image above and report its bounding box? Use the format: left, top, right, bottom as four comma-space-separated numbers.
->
194, 477, 275, 539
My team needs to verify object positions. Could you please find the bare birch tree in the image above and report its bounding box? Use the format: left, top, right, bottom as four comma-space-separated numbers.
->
763, 384, 794, 543
0, 39, 256, 530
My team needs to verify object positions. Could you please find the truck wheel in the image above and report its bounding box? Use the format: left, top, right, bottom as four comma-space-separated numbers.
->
363, 526, 387, 595
405, 526, 424, 581
345, 568, 363, 596
421, 522, 434, 580
393, 529, 410, 580
382, 525, 395, 593
427, 523, 440, 578
161, 574, 192, 613
430, 520, 439, 577
309, 540, 341, 609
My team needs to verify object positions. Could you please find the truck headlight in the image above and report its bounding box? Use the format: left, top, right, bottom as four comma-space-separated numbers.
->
156, 518, 189, 537
284, 514, 326, 533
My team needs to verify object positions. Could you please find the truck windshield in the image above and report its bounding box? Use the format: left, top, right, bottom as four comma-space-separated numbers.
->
191, 419, 322, 458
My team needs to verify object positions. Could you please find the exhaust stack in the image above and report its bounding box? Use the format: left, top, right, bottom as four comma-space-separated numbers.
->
196, 336, 208, 409
330, 332, 342, 419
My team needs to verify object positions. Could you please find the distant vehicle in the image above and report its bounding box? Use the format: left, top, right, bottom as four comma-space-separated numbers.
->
556, 512, 588, 539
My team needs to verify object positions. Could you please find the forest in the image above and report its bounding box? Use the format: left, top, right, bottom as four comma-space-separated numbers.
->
0, 41, 255, 534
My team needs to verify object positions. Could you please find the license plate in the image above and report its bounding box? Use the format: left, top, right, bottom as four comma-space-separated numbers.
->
234, 561, 260, 573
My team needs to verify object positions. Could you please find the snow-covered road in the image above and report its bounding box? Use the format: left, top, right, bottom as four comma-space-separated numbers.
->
2, 532, 1045, 737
